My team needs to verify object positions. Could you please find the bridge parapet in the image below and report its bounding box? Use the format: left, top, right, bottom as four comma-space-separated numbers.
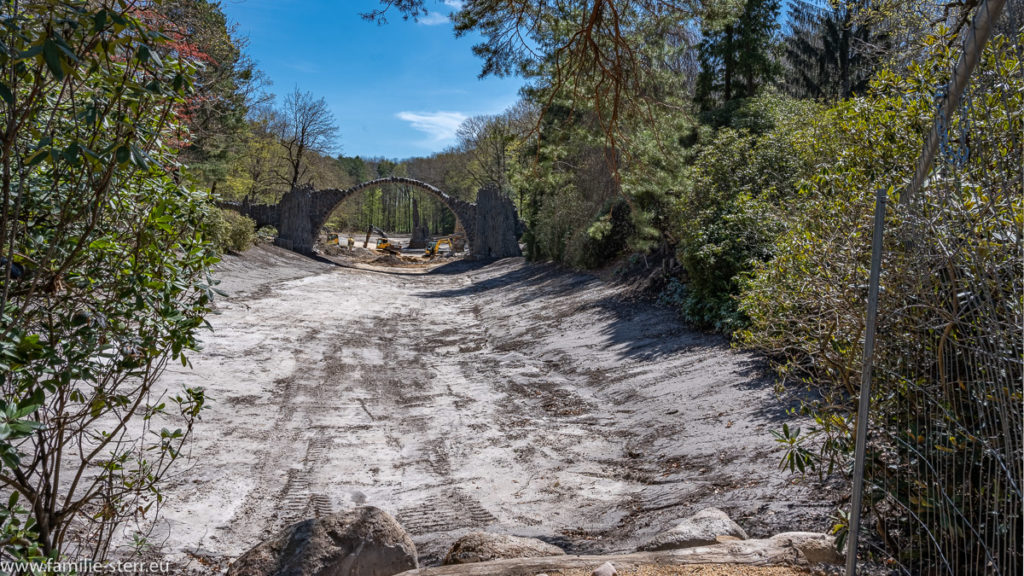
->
215, 200, 281, 231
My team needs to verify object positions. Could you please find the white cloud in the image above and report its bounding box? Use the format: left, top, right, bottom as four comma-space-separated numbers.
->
418, 11, 450, 25
396, 111, 467, 145
417, 2, 462, 25
285, 60, 319, 74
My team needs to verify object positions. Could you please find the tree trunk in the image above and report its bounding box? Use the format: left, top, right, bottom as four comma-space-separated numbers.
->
723, 24, 734, 102
840, 11, 851, 97
289, 144, 304, 189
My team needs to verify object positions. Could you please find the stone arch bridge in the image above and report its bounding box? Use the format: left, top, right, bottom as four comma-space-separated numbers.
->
218, 177, 522, 259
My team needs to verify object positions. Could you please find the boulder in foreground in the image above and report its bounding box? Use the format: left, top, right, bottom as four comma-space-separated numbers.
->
767, 532, 843, 564
390, 531, 843, 575
228, 506, 418, 576
638, 508, 749, 551
443, 532, 565, 565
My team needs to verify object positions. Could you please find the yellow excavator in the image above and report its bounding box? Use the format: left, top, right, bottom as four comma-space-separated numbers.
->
364, 225, 402, 255
424, 235, 464, 258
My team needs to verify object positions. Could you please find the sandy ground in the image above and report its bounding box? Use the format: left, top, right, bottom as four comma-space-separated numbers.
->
134, 243, 835, 573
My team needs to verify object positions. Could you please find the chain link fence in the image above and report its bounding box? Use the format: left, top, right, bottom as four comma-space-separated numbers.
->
848, 2, 1022, 574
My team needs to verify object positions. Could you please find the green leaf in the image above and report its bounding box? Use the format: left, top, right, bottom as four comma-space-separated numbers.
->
0, 81, 12, 105
25, 148, 49, 167
15, 334, 42, 359
18, 45, 43, 60
52, 35, 78, 62
89, 237, 115, 250
9, 420, 43, 435
90, 396, 105, 419
115, 144, 130, 165
145, 45, 162, 68
0, 446, 20, 470
43, 38, 64, 81
17, 388, 44, 413
93, 9, 108, 32
79, 144, 100, 162
129, 145, 149, 169
63, 142, 80, 164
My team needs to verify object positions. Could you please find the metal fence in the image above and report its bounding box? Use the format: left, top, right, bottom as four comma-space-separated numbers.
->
846, 1, 1022, 574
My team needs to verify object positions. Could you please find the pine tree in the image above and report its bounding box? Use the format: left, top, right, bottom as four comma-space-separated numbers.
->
695, 0, 781, 109
782, 0, 883, 100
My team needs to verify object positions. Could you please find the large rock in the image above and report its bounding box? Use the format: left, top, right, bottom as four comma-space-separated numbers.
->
442, 533, 565, 565
638, 508, 748, 552
767, 532, 843, 564
228, 507, 418, 576
390, 532, 843, 575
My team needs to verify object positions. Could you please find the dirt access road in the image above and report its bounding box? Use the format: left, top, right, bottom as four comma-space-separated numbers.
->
144, 244, 834, 572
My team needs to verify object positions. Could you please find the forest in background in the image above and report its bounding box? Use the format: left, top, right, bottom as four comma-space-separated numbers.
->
0, 0, 1020, 573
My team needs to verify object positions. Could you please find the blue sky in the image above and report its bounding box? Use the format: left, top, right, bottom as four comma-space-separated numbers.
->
219, 0, 526, 160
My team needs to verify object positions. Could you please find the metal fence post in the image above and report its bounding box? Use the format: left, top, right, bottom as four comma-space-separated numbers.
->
845, 186, 887, 576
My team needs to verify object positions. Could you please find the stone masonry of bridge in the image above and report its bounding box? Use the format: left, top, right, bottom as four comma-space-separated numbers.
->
218, 177, 522, 259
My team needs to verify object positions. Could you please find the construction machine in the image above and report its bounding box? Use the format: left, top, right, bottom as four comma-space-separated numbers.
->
424, 235, 465, 258
364, 225, 402, 255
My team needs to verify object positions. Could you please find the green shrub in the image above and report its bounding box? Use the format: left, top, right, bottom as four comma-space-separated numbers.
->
677, 192, 782, 331
0, 1, 213, 559
226, 212, 256, 251
207, 208, 256, 253
737, 32, 1023, 574
256, 225, 278, 242
671, 93, 821, 330
573, 199, 635, 268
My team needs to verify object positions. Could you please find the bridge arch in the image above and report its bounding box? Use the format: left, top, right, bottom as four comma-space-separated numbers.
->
218, 178, 522, 259
309, 177, 477, 253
